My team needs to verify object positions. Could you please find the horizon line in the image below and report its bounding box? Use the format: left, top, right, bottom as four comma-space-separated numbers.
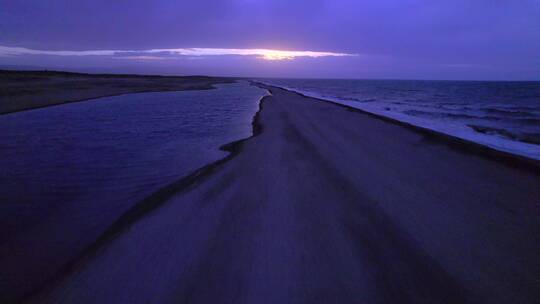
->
1, 67, 538, 82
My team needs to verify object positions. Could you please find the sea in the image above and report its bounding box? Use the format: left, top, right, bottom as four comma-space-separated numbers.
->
262, 78, 540, 160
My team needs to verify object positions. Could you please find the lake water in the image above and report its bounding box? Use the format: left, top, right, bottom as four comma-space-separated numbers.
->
262, 78, 540, 160
0, 81, 267, 300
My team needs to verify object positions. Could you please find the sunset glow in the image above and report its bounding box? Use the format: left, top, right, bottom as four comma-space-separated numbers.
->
0, 45, 355, 61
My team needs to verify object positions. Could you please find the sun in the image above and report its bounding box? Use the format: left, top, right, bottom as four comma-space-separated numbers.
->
260, 51, 295, 61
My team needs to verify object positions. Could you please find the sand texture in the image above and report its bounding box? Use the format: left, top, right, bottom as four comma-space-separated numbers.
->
24, 86, 540, 304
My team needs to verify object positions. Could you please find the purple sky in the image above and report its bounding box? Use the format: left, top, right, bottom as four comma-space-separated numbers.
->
1, 0, 539, 80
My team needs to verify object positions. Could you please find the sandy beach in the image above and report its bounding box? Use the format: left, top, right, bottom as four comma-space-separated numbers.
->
0, 70, 232, 114
19, 85, 540, 303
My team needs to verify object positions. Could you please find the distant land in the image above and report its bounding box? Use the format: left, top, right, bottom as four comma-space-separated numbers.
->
0, 70, 233, 114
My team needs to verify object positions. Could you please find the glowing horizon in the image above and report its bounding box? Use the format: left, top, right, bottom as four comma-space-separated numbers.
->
0, 45, 356, 61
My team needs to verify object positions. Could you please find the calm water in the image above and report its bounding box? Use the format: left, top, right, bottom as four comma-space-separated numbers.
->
0, 81, 266, 270
263, 78, 540, 160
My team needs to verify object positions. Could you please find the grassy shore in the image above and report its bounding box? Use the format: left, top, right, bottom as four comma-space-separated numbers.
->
0, 70, 233, 114
22, 85, 540, 304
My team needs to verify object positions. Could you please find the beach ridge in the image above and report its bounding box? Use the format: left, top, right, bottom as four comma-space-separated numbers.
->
27, 84, 540, 303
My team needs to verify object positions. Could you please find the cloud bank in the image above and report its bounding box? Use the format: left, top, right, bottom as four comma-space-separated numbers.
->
0, 45, 356, 61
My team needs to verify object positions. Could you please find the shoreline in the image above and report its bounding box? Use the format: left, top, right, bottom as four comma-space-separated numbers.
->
17, 90, 271, 304
256, 82, 540, 173
0, 87, 219, 116
0, 70, 234, 114
3, 69, 537, 169
29, 84, 540, 303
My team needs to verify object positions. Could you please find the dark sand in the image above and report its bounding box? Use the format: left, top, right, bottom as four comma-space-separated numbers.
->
0, 70, 232, 114
21, 86, 540, 303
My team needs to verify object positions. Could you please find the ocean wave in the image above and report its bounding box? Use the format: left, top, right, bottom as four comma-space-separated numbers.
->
469, 125, 540, 145
511, 117, 540, 127
402, 109, 503, 121
482, 108, 539, 117
261, 78, 540, 160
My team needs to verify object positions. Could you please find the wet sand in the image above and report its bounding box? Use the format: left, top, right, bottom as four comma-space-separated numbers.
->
19, 86, 540, 303
0, 70, 232, 114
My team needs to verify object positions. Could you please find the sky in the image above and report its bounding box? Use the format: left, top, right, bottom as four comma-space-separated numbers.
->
1, 0, 539, 80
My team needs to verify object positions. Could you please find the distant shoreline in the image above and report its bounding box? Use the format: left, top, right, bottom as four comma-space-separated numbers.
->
2, 69, 538, 168
0, 70, 235, 114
